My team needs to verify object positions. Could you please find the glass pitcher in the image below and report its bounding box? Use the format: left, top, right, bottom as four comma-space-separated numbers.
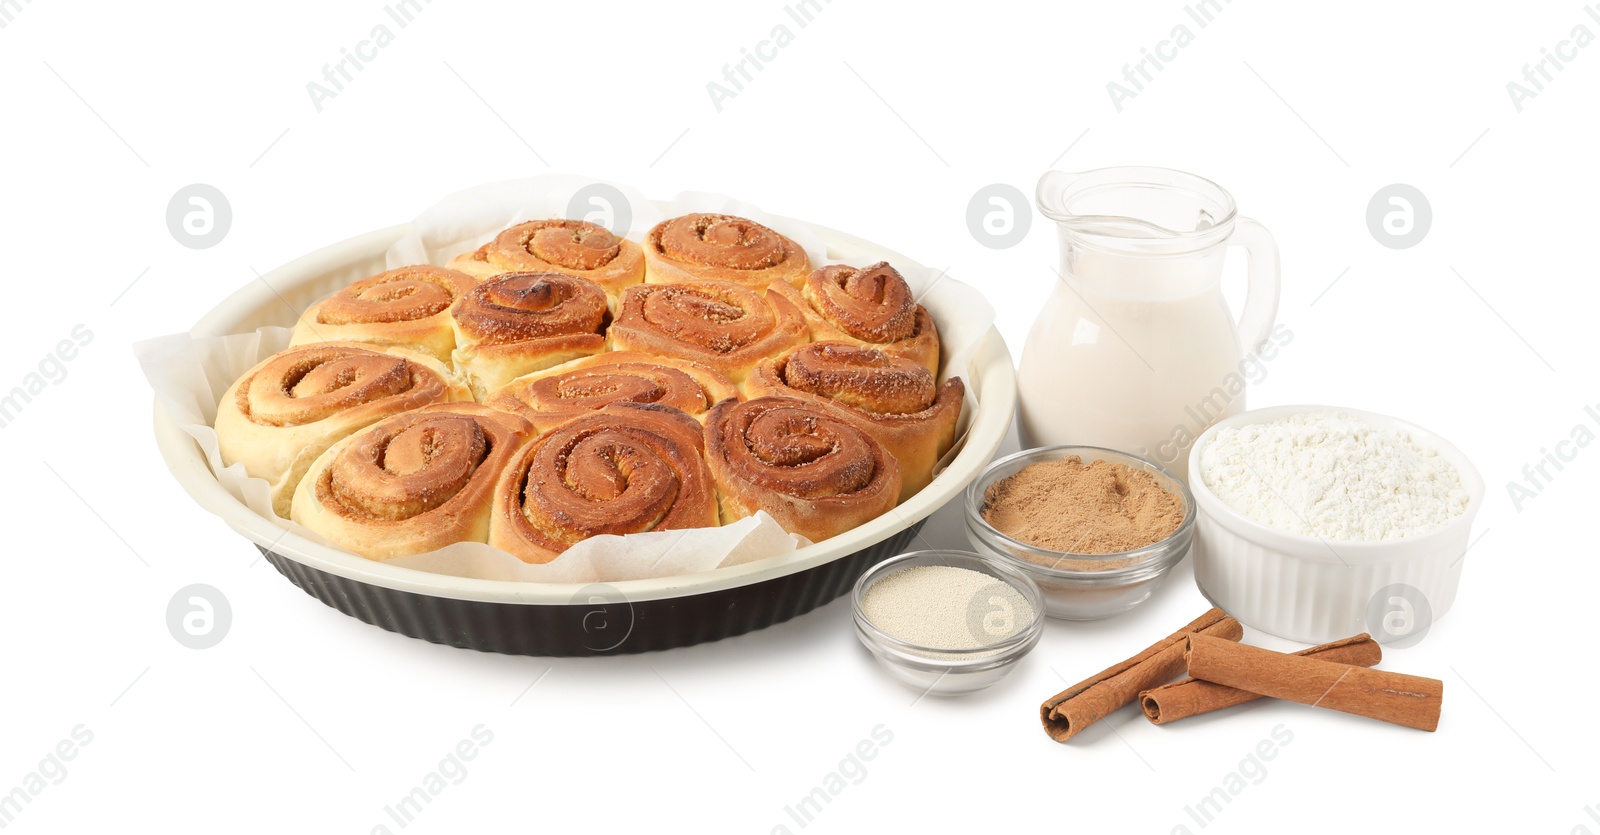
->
1016, 166, 1281, 481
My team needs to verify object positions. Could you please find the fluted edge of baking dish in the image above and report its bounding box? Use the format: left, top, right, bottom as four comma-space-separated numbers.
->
153, 216, 1015, 655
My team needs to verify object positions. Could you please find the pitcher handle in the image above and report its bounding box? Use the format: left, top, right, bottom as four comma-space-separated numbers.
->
1231, 217, 1281, 356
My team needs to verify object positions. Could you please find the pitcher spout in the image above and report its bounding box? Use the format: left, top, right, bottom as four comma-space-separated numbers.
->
1036, 166, 1239, 244
1035, 169, 1082, 224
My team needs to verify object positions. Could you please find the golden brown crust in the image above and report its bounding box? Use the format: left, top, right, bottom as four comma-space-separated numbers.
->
483, 351, 738, 433
771, 262, 940, 375
704, 396, 901, 542
449, 272, 610, 396
446, 219, 644, 296
746, 343, 962, 502
214, 342, 473, 517
448, 245, 494, 278
291, 403, 535, 559
289, 266, 478, 361
643, 214, 810, 289
607, 280, 809, 384
490, 403, 718, 564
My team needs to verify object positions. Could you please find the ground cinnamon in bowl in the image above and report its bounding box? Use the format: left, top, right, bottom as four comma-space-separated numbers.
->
965, 447, 1195, 619
981, 455, 1184, 559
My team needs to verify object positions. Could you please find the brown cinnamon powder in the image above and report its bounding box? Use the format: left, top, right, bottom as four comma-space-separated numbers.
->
981, 456, 1183, 557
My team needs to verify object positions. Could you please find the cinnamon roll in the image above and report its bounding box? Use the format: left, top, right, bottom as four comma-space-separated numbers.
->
447, 219, 644, 296
289, 266, 477, 362
770, 262, 940, 375
704, 396, 902, 542
643, 213, 810, 289
448, 272, 610, 397
214, 342, 473, 517
484, 351, 738, 433
490, 403, 718, 564
746, 343, 963, 502
607, 280, 808, 384
290, 404, 535, 560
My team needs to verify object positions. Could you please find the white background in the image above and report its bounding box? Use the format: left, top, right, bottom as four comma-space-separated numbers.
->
3, 1, 1596, 832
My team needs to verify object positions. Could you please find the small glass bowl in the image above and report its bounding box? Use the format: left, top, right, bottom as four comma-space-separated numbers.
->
851, 550, 1045, 697
964, 445, 1196, 620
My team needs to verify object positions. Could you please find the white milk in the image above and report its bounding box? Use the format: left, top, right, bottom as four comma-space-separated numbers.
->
1016, 247, 1247, 482
1023, 167, 1282, 482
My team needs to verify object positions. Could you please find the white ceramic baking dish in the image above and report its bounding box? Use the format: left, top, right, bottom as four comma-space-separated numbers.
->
153, 218, 1016, 655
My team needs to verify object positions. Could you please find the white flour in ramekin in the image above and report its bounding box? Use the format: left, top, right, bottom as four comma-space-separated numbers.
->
1199, 411, 1470, 541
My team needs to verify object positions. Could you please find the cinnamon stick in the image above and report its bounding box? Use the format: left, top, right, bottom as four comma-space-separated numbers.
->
1185, 634, 1443, 732
1140, 633, 1382, 725
1040, 608, 1242, 742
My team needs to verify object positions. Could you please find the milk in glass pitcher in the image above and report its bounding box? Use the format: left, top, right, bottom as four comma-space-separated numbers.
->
1017, 167, 1281, 481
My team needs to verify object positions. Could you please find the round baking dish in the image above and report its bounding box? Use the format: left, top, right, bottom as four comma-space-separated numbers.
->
1187, 405, 1484, 644
154, 218, 1016, 656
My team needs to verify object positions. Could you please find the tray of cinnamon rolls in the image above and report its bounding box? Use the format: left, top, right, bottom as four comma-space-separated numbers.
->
149, 181, 1014, 655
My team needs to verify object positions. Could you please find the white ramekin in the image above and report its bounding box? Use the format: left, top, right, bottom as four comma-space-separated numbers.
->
1187, 405, 1484, 644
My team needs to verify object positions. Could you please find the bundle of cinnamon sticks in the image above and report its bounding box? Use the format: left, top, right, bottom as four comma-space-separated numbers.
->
1040, 608, 1442, 742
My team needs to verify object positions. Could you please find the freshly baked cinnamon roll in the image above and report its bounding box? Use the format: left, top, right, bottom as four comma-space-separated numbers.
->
771, 262, 940, 374
447, 219, 644, 296
490, 403, 719, 564
289, 266, 478, 361
449, 272, 610, 397
704, 396, 901, 542
643, 213, 810, 289
607, 280, 808, 384
746, 342, 963, 501
484, 351, 738, 433
214, 342, 473, 517
291, 403, 535, 559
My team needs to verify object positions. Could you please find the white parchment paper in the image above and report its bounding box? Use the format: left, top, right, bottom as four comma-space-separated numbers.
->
138, 175, 995, 583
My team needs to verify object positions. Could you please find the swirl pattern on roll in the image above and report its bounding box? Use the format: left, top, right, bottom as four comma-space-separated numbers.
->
453, 272, 607, 343
704, 396, 901, 542
644, 213, 811, 288
289, 266, 478, 361
291, 404, 535, 559
448, 219, 644, 295
214, 342, 472, 517
484, 351, 738, 433
491, 403, 718, 564
746, 342, 963, 502
234, 344, 456, 427
449, 272, 610, 395
607, 280, 808, 383
774, 261, 940, 374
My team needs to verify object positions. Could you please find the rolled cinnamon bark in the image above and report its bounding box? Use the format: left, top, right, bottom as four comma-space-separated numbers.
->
1185, 634, 1443, 732
1140, 634, 1382, 725
1040, 608, 1242, 742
